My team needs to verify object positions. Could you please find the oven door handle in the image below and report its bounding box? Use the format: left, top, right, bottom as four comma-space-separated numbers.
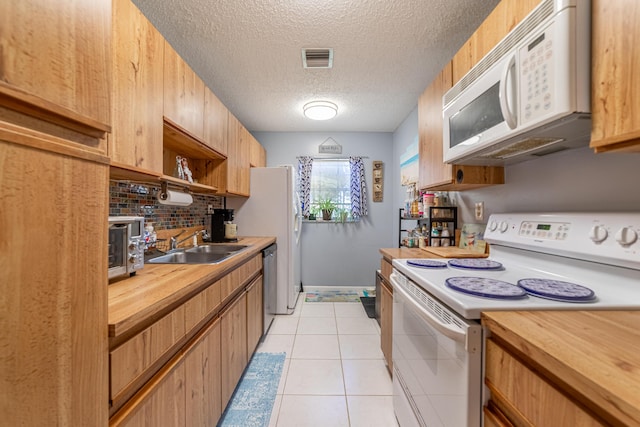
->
391, 272, 466, 344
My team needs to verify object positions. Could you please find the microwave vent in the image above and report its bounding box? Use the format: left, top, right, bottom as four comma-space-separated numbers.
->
445, 0, 555, 105
302, 48, 334, 68
480, 137, 565, 160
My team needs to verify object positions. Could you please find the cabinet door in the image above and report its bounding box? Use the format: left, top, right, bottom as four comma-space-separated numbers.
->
203, 87, 229, 156
163, 41, 205, 139
225, 113, 251, 196
220, 292, 248, 406
110, 0, 164, 173
418, 63, 454, 189
380, 279, 393, 373
0, 0, 111, 134
185, 318, 222, 427
249, 136, 267, 167
451, 0, 540, 84
246, 275, 264, 353
590, 0, 640, 152
1, 134, 108, 426
115, 363, 186, 427
485, 339, 604, 426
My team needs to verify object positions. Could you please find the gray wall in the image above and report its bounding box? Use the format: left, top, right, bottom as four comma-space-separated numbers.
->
392, 106, 419, 246
253, 131, 395, 288
254, 118, 640, 289
451, 146, 640, 225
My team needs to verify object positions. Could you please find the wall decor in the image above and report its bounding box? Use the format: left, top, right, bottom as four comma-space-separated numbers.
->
400, 137, 419, 185
318, 137, 342, 154
373, 160, 383, 202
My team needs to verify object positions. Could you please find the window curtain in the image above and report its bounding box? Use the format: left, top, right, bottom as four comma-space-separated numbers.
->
349, 157, 368, 219
297, 156, 313, 217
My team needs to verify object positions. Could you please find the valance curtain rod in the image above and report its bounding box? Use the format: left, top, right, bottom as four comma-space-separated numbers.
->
297, 156, 369, 161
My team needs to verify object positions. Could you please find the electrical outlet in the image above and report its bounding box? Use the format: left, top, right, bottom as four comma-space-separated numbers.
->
207, 204, 214, 214
475, 202, 484, 221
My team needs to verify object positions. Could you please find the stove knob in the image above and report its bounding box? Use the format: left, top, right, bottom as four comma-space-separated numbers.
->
615, 227, 638, 246
488, 220, 498, 231
589, 225, 608, 243
129, 253, 138, 263
499, 221, 509, 233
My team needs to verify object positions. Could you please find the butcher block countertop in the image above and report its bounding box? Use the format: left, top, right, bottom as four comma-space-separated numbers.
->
108, 236, 275, 341
379, 247, 436, 260
379, 246, 487, 261
483, 311, 640, 427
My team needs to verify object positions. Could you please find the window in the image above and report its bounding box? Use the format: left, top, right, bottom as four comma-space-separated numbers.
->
309, 159, 350, 216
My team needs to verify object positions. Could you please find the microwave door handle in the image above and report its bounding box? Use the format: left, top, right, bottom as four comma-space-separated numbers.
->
390, 273, 466, 345
499, 54, 517, 129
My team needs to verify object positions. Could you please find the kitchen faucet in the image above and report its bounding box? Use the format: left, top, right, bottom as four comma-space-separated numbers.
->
169, 229, 205, 250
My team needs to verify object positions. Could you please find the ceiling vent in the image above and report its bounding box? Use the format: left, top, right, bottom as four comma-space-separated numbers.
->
302, 48, 333, 68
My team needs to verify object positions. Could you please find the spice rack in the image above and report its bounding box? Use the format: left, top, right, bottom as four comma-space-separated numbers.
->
398, 208, 428, 248
426, 206, 457, 247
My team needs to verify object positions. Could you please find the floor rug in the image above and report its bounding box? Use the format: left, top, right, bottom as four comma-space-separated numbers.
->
218, 352, 286, 427
305, 290, 361, 302
360, 296, 376, 318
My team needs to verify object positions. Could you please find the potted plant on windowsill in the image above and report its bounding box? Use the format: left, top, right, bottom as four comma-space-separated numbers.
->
336, 208, 349, 223
318, 198, 336, 221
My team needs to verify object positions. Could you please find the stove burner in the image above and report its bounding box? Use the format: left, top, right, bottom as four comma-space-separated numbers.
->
518, 278, 596, 302
407, 259, 448, 269
446, 277, 528, 299
448, 258, 503, 270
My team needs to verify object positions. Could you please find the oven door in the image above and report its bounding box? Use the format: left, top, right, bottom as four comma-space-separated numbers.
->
391, 270, 482, 427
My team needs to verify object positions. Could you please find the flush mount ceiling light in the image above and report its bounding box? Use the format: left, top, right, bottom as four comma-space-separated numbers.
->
303, 101, 338, 120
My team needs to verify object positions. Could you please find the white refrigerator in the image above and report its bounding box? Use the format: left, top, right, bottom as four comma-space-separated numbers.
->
227, 166, 302, 314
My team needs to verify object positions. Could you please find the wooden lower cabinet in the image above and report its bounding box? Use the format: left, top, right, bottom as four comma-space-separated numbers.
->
220, 291, 248, 407
184, 319, 222, 426
112, 319, 222, 427
484, 338, 604, 426
380, 276, 393, 373
246, 275, 264, 354
110, 254, 264, 426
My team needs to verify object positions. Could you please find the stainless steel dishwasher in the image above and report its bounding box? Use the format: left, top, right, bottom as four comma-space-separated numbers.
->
262, 244, 277, 335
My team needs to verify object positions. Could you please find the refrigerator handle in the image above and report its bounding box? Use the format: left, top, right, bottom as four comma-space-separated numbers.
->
294, 191, 302, 244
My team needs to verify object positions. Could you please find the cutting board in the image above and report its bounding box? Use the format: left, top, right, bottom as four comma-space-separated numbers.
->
419, 246, 489, 258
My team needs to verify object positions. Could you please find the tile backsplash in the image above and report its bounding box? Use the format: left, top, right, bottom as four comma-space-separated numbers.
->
109, 181, 224, 230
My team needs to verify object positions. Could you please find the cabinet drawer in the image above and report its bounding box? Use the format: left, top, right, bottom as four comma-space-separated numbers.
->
485, 339, 604, 427
220, 253, 262, 302
185, 282, 221, 332
110, 305, 186, 402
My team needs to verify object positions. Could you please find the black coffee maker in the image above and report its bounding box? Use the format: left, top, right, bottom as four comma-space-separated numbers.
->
208, 209, 237, 242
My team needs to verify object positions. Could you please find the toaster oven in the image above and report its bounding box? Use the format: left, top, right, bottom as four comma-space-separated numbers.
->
108, 216, 145, 281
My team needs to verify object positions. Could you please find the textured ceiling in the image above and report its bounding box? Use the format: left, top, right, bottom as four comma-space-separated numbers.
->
132, 0, 499, 132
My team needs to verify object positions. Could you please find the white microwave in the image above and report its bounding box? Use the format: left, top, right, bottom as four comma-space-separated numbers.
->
443, 0, 591, 166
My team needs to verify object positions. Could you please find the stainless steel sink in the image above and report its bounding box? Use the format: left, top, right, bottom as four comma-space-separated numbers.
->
185, 244, 248, 255
147, 244, 248, 264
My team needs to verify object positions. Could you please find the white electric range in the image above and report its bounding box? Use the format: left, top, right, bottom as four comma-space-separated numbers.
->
390, 213, 640, 427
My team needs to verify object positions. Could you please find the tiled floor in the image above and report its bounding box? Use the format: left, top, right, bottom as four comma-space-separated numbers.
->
256, 295, 398, 427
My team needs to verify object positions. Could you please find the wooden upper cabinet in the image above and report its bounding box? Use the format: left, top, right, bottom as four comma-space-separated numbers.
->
451, 0, 540, 85
204, 87, 229, 156
590, 0, 640, 153
0, 0, 111, 138
419, 64, 454, 190
225, 113, 251, 196
163, 41, 205, 140
110, 0, 164, 174
249, 134, 267, 167
418, 63, 504, 191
